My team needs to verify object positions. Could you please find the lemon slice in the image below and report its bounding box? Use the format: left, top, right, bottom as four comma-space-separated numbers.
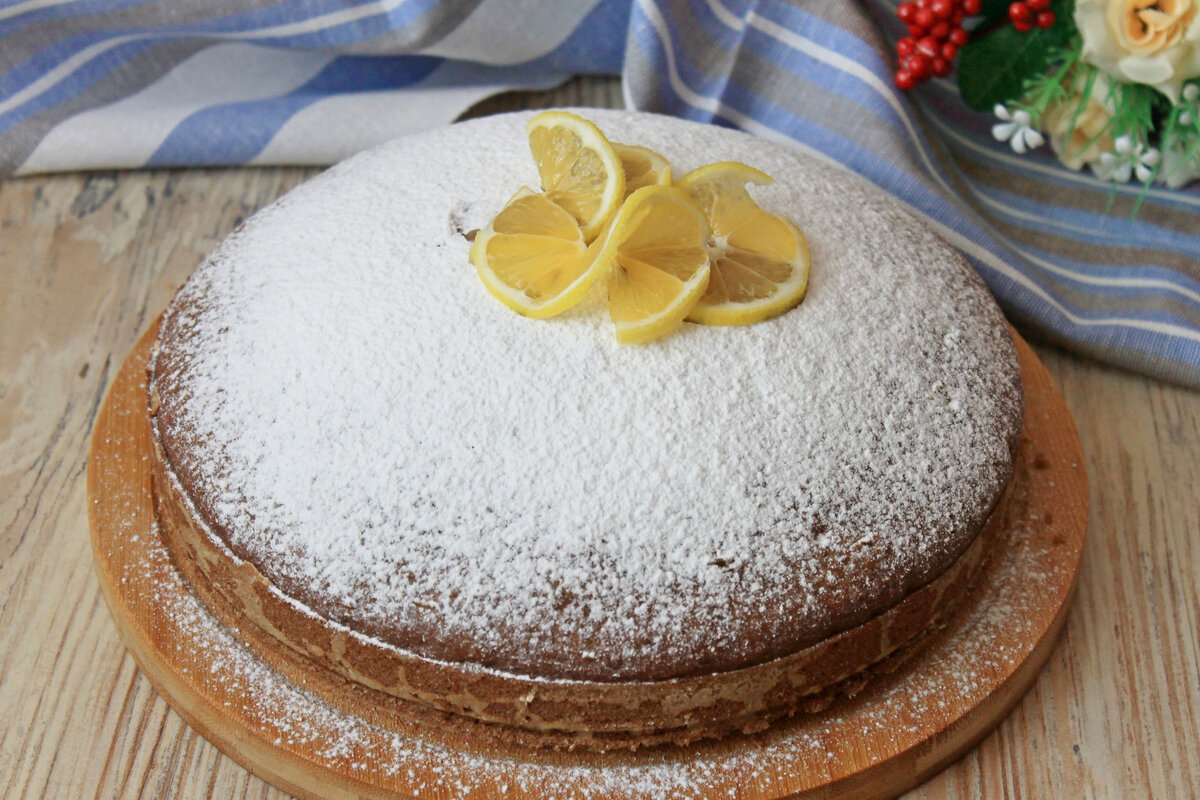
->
527, 111, 625, 243
676, 161, 810, 326
592, 186, 711, 344
470, 187, 607, 318
614, 143, 672, 196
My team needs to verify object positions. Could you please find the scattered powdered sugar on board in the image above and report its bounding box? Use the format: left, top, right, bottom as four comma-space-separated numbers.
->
135, 497, 1067, 800
150, 109, 1023, 681
146, 519, 773, 799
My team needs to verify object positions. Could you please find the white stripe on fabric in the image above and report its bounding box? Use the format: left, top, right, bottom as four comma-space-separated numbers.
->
421, 0, 604, 65
699, 0, 963, 222
926, 109, 1200, 211
966, 184, 1129, 242
0, 0, 421, 117
629, 0, 842, 166
701, 0, 745, 31
1012, 237, 1200, 305
250, 60, 566, 166
949, 223, 1200, 342
0, 0, 78, 23
966, 186, 1200, 302
17, 43, 333, 174
913, 207, 1200, 342
634, 1, 1200, 346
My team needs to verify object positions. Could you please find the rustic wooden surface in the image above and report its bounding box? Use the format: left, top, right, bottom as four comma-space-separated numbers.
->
2, 78, 1198, 799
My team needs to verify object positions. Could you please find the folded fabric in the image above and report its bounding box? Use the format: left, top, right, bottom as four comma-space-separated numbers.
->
3, 0, 1198, 387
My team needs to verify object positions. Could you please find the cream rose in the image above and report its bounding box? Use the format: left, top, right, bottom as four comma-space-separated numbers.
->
1075, 0, 1200, 101
1041, 70, 1118, 170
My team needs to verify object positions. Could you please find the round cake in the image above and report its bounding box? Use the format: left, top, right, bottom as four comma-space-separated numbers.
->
148, 109, 1023, 750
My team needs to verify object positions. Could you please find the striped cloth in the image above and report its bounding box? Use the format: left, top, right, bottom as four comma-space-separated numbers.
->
4, 0, 1198, 386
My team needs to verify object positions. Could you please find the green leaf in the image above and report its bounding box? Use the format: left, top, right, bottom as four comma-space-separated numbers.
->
974, 0, 1013, 29
958, 18, 1072, 110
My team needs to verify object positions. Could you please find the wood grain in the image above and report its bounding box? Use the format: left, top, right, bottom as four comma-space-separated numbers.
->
2, 77, 1198, 798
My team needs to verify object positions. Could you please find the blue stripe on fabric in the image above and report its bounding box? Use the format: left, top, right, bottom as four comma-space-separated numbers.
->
630, 13, 1200, 362
645, 0, 906, 140
0, 0, 444, 109
738, 24, 899, 126
629, 11, 975, 234
660, 51, 964, 226
0, 0, 155, 37
908, 73, 1200, 215
968, 182, 1200, 261
145, 53, 443, 167
515, 0, 628, 74
1, 0, 624, 137
754, 0, 896, 69
689, 0, 903, 128
0, 35, 159, 133
919, 101, 1200, 215
960, 253, 1200, 360
145, 0, 626, 168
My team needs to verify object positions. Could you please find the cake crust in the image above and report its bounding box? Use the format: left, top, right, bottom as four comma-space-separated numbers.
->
150, 427, 1018, 749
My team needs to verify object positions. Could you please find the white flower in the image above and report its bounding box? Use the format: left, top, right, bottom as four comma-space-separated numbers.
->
1075, 0, 1200, 102
1093, 135, 1162, 182
1158, 139, 1200, 186
992, 104, 1046, 154
1180, 82, 1200, 124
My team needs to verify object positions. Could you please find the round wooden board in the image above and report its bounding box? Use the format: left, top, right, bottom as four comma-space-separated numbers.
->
88, 324, 1087, 800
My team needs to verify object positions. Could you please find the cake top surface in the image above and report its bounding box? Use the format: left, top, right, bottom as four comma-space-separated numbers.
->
151, 109, 1022, 682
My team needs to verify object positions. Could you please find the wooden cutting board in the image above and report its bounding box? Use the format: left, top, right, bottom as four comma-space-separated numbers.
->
87, 324, 1087, 800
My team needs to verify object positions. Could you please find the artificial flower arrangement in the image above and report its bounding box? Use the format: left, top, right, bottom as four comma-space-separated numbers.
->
891, 0, 1200, 189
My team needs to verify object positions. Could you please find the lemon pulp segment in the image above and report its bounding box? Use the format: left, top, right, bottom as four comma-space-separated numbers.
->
527, 111, 625, 242
677, 162, 810, 326
597, 186, 712, 344
470, 188, 608, 318
613, 143, 672, 196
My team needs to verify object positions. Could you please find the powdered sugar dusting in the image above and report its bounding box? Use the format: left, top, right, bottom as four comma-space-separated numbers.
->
151, 110, 1022, 681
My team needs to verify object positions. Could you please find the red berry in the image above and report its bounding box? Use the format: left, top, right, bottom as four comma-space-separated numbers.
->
963, 0, 982, 13
1027, 0, 1051, 9
908, 23, 926, 35
930, 20, 952, 38
931, 0, 954, 19
898, 2, 917, 23
1013, 17, 1034, 31
941, 41, 959, 60
1009, 1, 1032, 21
952, 8, 966, 24
932, 56, 952, 77
950, 26, 970, 46
895, 70, 917, 90
907, 53, 932, 79
915, 0, 931, 8
918, 35, 941, 56
1036, 10, 1056, 27
915, 8, 936, 28
897, 36, 918, 57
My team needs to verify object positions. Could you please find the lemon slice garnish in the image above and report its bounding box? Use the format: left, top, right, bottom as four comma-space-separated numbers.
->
527, 111, 625, 243
676, 161, 810, 326
591, 185, 712, 344
470, 187, 607, 318
614, 143, 672, 196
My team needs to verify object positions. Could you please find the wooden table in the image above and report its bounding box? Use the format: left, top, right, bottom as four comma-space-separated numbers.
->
2, 81, 1198, 799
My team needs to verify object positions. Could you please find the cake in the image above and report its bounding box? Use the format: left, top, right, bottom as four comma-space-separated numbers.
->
147, 109, 1023, 751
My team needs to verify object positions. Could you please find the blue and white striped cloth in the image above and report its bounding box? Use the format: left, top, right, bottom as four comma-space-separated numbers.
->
4, 0, 1198, 387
